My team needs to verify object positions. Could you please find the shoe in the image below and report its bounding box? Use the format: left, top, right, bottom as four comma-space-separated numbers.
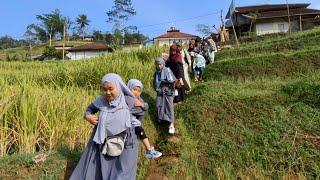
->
145, 147, 162, 159
169, 126, 175, 134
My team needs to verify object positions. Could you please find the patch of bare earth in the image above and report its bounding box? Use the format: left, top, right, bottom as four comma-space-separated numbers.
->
145, 135, 181, 180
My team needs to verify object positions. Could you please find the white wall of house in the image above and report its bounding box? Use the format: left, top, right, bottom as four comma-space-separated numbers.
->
255, 21, 289, 35
69, 51, 105, 60
155, 38, 190, 46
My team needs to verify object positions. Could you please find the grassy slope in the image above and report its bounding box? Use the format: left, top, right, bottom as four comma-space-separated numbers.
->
0, 30, 320, 179
175, 29, 320, 179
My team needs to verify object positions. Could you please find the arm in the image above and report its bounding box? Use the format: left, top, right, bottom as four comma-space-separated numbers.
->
141, 101, 149, 111
84, 103, 99, 125
153, 73, 157, 91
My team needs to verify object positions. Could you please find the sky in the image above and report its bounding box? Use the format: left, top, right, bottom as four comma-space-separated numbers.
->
0, 0, 319, 40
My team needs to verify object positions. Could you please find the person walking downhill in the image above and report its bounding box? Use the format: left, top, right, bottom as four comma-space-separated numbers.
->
178, 44, 192, 92
192, 52, 206, 82
207, 36, 218, 64
126, 79, 162, 159
166, 44, 185, 104
70, 73, 139, 180
153, 57, 177, 134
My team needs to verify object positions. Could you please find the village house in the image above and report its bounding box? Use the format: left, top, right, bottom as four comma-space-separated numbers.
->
226, 3, 320, 36
66, 42, 113, 60
153, 27, 198, 46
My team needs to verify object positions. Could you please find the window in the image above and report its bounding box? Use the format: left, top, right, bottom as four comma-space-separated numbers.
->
278, 23, 285, 32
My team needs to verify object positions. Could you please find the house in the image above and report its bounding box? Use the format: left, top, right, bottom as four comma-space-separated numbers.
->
226, 3, 320, 36
153, 27, 199, 46
67, 42, 113, 60
54, 45, 74, 51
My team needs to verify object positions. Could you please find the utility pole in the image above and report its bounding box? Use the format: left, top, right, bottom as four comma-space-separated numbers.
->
49, 24, 53, 46
286, 0, 291, 34
62, 23, 66, 62
220, 9, 224, 27
299, 15, 302, 32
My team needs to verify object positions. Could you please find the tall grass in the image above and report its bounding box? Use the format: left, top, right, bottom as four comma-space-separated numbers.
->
0, 46, 166, 156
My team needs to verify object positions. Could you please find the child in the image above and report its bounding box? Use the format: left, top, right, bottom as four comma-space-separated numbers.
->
126, 79, 162, 159
153, 57, 176, 134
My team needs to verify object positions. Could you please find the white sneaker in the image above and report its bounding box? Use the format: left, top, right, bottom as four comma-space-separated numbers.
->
169, 126, 175, 134
145, 147, 162, 159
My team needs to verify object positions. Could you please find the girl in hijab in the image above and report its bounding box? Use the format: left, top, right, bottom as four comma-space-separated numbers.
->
70, 73, 139, 180
153, 57, 177, 134
166, 44, 185, 104
126, 79, 162, 159
177, 43, 192, 92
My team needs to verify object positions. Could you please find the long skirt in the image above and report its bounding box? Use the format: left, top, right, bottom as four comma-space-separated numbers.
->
156, 94, 174, 123
69, 127, 138, 180
183, 62, 191, 91
173, 86, 185, 103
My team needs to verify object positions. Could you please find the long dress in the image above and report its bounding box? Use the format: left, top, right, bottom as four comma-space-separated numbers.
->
153, 68, 176, 124
165, 60, 185, 103
69, 126, 138, 180
181, 49, 192, 91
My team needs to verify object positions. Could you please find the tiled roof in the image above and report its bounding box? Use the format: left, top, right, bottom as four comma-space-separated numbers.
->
257, 8, 320, 19
235, 3, 310, 14
154, 29, 198, 39
68, 42, 112, 52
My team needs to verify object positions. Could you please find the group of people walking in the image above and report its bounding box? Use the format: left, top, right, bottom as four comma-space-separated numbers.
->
70, 38, 218, 180
187, 36, 218, 82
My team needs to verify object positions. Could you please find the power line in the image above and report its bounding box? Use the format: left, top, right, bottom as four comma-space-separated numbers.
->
137, 11, 220, 29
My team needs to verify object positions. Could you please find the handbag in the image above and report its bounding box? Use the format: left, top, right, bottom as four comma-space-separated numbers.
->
102, 132, 127, 157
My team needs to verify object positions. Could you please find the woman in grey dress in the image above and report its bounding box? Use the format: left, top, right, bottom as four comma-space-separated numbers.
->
70, 73, 139, 180
153, 57, 177, 134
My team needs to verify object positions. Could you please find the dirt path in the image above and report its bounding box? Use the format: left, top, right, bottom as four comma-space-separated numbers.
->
144, 134, 181, 180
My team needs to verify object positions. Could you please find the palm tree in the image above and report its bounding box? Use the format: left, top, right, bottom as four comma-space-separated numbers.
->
76, 14, 90, 40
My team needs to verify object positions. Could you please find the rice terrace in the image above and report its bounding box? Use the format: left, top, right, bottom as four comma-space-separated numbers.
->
0, 0, 320, 179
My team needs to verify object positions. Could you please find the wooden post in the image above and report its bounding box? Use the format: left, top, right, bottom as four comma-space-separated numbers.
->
230, 15, 239, 48
286, 0, 291, 34
299, 15, 302, 32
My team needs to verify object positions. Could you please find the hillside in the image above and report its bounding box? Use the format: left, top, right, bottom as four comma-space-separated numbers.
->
0, 29, 319, 179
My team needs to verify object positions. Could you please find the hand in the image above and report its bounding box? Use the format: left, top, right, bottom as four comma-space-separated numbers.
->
86, 114, 99, 125
134, 99, 144, 108
179, 78, 184, 86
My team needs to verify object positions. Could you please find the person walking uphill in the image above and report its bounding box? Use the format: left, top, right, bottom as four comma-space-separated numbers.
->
166, 44, 185, 104
70, 73, 139, 180
153, 57, 177, 134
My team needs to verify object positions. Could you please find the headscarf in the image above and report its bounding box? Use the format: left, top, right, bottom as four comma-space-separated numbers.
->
127, 79, 143, 91
169, 44, 183, 63
92, 73, 135, 144
154, 57, 176, 91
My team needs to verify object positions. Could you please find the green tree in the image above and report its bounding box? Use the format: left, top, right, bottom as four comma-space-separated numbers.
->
27, 9, 70, 43
106, 0, 136, 28
42, 45, 57, 59
107, 0, 136, 45
76, 14, 90, 40
92, 30, 104, 41
104, 33, 113, 44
